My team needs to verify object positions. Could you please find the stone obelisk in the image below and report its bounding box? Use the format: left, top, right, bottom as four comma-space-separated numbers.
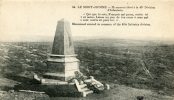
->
43, 19, 80, 81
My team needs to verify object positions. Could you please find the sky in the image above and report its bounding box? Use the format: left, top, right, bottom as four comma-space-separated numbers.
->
0, 0, 174, 42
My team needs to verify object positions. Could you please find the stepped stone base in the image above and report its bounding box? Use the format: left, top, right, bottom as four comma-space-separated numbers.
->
14, 83, 82, 97
15, 75, 93, 97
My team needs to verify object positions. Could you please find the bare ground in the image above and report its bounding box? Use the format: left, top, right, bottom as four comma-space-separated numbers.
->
0, 77, 173, 100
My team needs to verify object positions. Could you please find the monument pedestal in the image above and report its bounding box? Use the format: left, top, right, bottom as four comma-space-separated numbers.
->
43, 54, 80, 81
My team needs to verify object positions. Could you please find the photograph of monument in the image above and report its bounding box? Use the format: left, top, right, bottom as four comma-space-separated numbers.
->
0, 0, 174, 100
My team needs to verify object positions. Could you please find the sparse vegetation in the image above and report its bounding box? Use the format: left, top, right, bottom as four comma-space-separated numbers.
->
0, 39, 174, 99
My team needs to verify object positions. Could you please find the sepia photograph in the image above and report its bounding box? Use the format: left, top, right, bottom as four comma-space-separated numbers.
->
0, 0, 174, 100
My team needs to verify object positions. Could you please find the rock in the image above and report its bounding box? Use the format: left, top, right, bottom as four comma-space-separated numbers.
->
8, 90, 14, 93
136, 96, 144, 100
104, 84, 110, 90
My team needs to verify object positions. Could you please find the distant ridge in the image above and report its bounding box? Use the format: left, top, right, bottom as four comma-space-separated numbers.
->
1, 36, 174, 45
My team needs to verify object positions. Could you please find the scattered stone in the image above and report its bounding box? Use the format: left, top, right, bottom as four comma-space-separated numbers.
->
136, 96, 144, 100
8, 90, 14, 93
104, 84, 110, 90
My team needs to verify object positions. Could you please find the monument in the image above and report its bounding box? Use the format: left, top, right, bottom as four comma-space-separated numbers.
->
15, 19, 109, 97
43, 18, 80, 81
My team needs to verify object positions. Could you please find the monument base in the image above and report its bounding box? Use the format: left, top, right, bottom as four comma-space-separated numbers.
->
14, 74, 94, 97
14, 74, 109, 97
14, 82, 83, 97
44, 54, 80, 81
